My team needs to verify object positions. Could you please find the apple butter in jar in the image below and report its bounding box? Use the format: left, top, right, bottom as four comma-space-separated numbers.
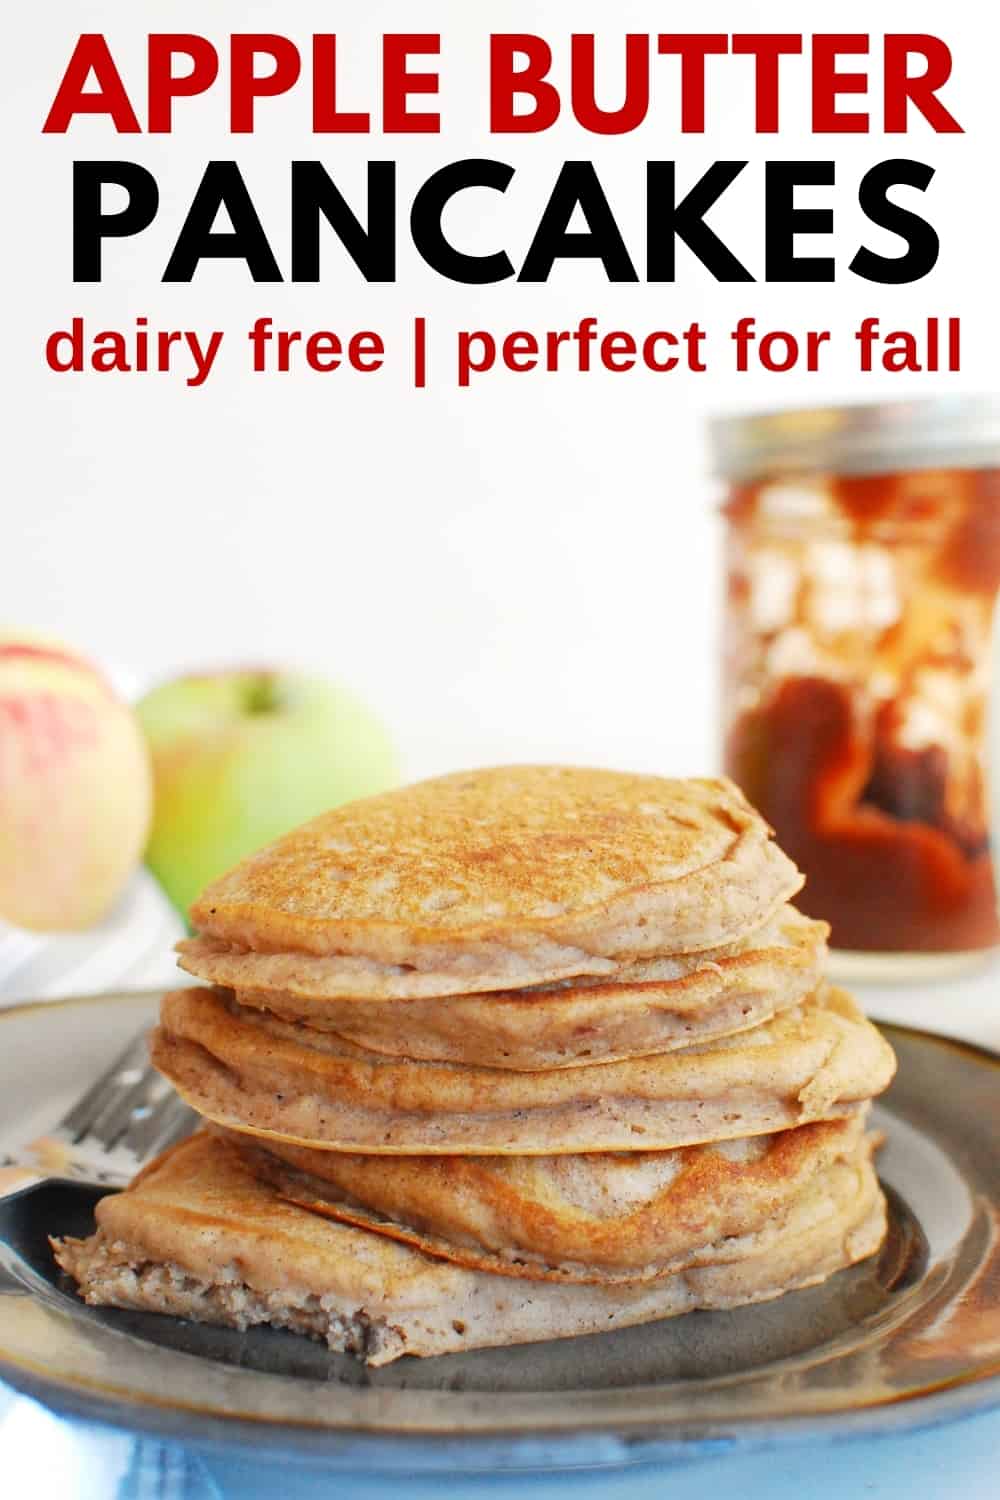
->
711, 397, 1000, 978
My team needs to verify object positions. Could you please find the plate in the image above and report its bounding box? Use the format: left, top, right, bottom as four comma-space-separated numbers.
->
0, 991, 998, 1473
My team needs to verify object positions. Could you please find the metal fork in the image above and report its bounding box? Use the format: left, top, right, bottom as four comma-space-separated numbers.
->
1, 1028, 198, 1195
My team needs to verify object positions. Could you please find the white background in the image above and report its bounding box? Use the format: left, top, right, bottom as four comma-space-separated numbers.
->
4, 0, 997, 781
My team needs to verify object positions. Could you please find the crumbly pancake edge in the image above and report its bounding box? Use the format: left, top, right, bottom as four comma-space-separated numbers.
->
51, 1131, 888, 1365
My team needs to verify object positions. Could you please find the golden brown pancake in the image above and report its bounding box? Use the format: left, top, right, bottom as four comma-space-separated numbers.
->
186, 769, 803, 985
222, 908, 827, 1070
53, 1131, 886, 1366
226, 1115, 874, 1283
152, 985, 896, 1155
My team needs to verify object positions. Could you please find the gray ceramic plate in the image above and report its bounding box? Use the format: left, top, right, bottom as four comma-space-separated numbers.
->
0, 991, 998, 1472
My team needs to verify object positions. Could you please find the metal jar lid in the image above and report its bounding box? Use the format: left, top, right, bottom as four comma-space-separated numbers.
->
709, 395, 1000, 482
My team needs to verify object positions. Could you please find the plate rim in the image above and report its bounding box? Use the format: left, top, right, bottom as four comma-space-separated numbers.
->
4, 1362, 1000, 1472
1, 989, 998, 1471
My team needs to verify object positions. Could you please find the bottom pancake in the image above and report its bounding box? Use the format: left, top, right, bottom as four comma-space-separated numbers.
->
53, 1132, 886, 1366
223, 1115, 876, 1283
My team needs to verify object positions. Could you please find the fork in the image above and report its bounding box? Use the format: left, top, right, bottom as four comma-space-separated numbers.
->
0, 1028, 198, 1197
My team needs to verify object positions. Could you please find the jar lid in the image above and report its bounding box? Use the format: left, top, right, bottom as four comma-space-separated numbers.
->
709, 395, 1000, 481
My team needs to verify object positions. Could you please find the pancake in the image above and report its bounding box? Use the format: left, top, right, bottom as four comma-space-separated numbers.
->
177, 930, 630, 1002
226, 1115, 875, 1283
152, 985, 896, 1155
223, 908, 827, 1070
186, 769, 803, 985
53, 1131, 887, 1366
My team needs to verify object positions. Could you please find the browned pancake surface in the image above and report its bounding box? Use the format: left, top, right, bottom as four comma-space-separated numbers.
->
188, 768, 802, 969
229, 1116, 873, 1282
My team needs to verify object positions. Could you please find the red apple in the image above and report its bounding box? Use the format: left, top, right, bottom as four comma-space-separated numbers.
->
0, 634, 153, 930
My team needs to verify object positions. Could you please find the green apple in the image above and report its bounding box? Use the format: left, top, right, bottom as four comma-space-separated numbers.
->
136, 669, 398, 922
0, 631, 152, 931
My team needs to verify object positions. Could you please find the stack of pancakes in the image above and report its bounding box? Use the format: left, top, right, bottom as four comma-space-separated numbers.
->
55, 767, 896, 1366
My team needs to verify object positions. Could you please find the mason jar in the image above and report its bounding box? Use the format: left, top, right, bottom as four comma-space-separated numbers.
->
711, 396, 1000, 979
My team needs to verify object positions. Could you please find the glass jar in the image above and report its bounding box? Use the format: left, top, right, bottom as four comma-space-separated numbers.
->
711, 396, 1000, 979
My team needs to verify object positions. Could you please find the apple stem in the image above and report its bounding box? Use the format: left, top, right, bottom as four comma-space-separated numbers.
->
244, 674, 282, 715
